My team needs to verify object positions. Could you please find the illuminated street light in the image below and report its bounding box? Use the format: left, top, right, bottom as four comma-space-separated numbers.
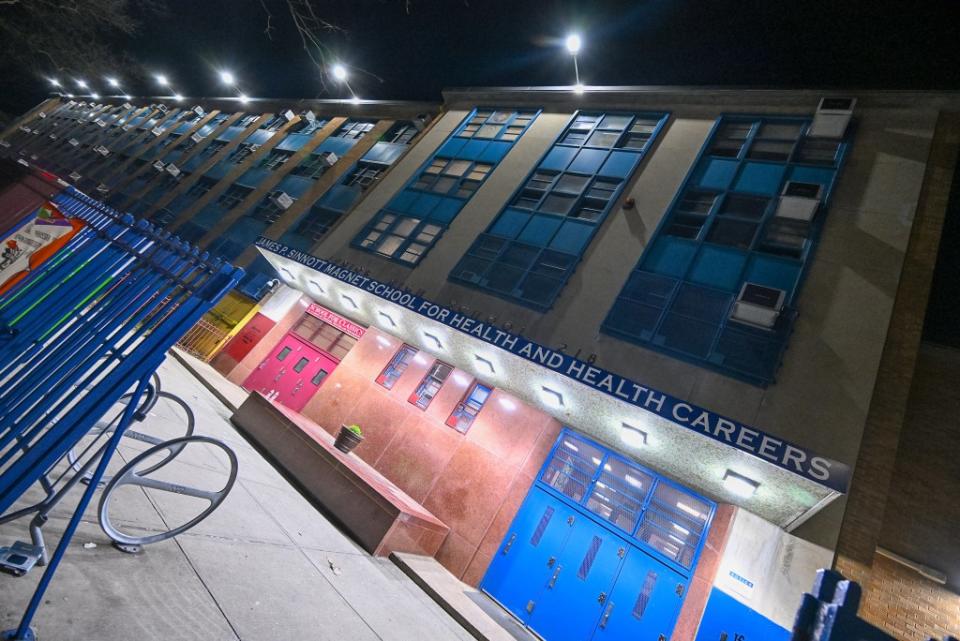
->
332, 63, 348, 81
219, 70, 236, 85
76, 79, 88, 89
90, 92, 100, 99
123, 94, 132, 101
106, 77, 120, 88
49, 78, 61, 87
155, 74, 169, 86
238, 93, 249, 104
564, 33, 583, 89
173, 93, 184, 101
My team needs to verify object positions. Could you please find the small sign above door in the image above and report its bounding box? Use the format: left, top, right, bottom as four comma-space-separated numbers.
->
306, 303, 366, 339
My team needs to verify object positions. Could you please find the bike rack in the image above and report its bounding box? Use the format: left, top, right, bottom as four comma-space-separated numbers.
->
0, 188, 243, 641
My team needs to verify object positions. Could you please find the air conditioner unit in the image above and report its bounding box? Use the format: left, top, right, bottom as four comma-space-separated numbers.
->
19, 126, 31, 133
193, 105, 205, 117
95, 119, 107, 128
0, 140, 10, 148
68, 138, 80, 147
151, 127, 163, 137
68, 172, 81, 182
322, 152, 338, 167
38, 112, 47, 119
190, 132, 205, 144
730, 283, 786, 329
122, 124, 133, 132
775, 181, 823, 222
94, 145, 110, 157
304, 110, 317, 123
165, 163, 181, 177
269, 191, 294, 210
96, 183, 110, 194
16, 158, 30, 167
157, 104, 169, 114
153, 160, 166, 172
283, 109, 296, 122
122, 102, 133, 110
31, 129, 41, 135
809, 97, 856, 139
48, 134, 57, 140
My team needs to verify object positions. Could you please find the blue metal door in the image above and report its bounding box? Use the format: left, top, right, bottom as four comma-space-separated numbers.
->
526, 515, 629, 641
591, 546, 688, 641
480, 489, 578, 622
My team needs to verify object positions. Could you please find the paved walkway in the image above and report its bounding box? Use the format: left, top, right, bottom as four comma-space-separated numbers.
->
1, 356, 474, 641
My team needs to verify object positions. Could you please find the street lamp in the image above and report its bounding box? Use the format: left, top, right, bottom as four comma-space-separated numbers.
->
155, 74, 169, 87
331, 63, 348, 81
49, 78, 61, 88
565, 33, 583, 90
173, 93, 183, 101
90, 92, 100, 99
219, 70, 235, 86
76, 79, 88, 89
106, 77, 120, 88
238, 93, 249, 104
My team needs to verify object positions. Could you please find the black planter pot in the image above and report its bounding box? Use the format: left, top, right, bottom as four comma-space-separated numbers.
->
334, 425, 363, 454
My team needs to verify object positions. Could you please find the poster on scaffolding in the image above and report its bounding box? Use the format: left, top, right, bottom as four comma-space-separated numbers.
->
0, 201, 85, 295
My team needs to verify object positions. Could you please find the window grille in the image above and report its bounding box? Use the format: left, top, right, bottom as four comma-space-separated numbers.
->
409, 360, 453, 409
376, 344, 417, 389
292, 314, 358, 360
446, 382, 491, 433
335, 120, 375, 139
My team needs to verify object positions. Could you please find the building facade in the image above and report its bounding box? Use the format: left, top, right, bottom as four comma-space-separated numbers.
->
2, 88, 957, 641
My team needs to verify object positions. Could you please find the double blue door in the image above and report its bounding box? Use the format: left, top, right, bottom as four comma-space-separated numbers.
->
482, 488, 688, 641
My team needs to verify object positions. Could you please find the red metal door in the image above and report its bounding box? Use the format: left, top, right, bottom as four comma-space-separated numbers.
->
243, 334, 338, 411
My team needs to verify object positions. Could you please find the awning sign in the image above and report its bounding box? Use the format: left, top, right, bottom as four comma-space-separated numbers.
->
255, 236, 852, 493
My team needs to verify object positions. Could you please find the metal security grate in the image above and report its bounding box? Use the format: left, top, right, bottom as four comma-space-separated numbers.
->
540, 435, 603, 503
636, 483, 710, 569
632, 571, 658, 619
530, 506, 554, 547
577, 536, 603, 580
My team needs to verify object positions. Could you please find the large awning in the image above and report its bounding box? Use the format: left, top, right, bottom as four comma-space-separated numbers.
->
256, 237, 849, 529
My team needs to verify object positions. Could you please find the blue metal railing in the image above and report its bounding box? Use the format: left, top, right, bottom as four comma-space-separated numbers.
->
0, 187, 242, 640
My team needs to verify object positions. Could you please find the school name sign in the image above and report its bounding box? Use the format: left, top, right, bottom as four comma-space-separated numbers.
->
256, 237, 851, 493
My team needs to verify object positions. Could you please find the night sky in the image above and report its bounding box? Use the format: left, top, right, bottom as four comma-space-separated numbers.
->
3, 0, 958, 344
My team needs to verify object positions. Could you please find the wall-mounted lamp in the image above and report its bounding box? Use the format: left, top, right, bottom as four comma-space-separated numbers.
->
723, 469, 760, 499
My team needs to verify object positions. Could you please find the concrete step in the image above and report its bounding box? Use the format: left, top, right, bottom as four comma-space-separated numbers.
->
390, 552, 538, 641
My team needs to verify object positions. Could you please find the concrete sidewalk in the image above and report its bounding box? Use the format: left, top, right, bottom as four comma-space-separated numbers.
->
0, 355, 475, 641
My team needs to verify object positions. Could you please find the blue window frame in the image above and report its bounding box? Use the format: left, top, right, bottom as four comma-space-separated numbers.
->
602, 115, 851, 386
351, 108, 539, 265
539, 430, 714, 574
449, 111, 669, 310
445, 381, 491, 433
376, 344, 418, 389
408, 360, 453, 410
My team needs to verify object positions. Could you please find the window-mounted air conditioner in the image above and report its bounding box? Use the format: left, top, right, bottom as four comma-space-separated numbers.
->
94, 145, 110, 157
193, 105, 205, 117
38, 112, 47, 119
19, 126, 31, 134
95, 118, 107, 128
304, 110, 317, 124
16, 158, 30, 167
156, 104, 169, 114
165, 163, 181, 177
809, 97, 856, 139
322, 152, 338, 167
0, 140, 10, 149
269, 191, 294, 210
151, 127, 164, 137
68, 172, 82, 182
190, 132, 205, 144
68, 138, 80, 147
122, 102, 133, 110
775, 181, 823, 222
153, 160, 166, 172
96, 184, 110, 194
48, 134, 57, 140
730, 282, 786, 329
283, 109, 296, 122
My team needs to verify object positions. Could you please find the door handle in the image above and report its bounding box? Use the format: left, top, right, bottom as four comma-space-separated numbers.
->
546, 556, 556, 568
597, 591, 606, 605
599, 602, 615, 629
501, 533, 517, 555
548, 565, 562, 588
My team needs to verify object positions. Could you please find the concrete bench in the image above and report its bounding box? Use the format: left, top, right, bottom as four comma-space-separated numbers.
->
231, 393, 450, 557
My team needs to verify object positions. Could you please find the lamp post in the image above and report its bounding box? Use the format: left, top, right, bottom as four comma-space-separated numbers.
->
565, 33, 583, 92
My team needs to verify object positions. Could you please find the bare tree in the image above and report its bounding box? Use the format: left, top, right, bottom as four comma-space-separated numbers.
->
0, 0, 163, 82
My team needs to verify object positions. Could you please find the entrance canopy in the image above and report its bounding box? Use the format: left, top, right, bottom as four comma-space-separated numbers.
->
256, 238, 849, 529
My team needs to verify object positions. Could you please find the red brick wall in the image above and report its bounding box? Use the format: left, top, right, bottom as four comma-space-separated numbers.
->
296, 326, 561, 585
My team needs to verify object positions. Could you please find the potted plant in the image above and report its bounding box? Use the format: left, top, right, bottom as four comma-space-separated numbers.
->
334, 423, 363, 454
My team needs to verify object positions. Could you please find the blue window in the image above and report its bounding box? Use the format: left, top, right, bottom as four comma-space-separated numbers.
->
408, 360, 453, 409
334, 120, 375, 139
446, 381, 491, 433
449, 111, 669, 310
602, 115, 851, 386
376, 344, 418, 389
352, 108, 539, 265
